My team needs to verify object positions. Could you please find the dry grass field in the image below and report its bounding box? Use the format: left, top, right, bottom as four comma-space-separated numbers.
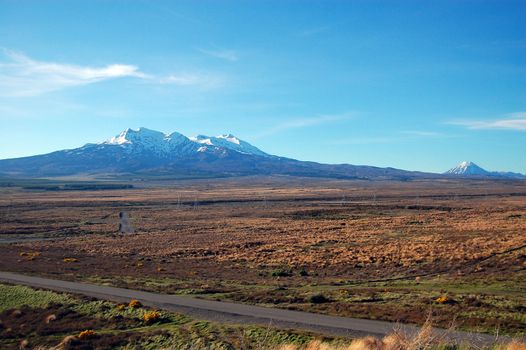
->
1, 176, 525, 336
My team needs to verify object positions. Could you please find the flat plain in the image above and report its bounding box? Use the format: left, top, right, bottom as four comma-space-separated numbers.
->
0, 176, 525, 342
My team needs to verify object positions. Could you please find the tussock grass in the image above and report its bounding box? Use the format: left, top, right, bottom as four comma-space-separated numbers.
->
276, 320, 526, 350
0, 284, 73, 312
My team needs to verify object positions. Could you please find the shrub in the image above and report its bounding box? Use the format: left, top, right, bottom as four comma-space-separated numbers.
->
19, 339, 30, 349
309, 294, 330, 304
58, 335, 78, 348
271, 269, 293, 277
435, 295, 456, 304
143, 311, 161, 324
19, 252, 40, 260
78, 329, 95, 339
44, 314, 57, 324
128, 299, 142, 308
11, 309, 23, 318
436, 295, 448, 303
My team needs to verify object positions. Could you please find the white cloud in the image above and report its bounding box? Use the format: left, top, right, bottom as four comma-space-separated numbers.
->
197, 47, 238, 62
159, 73, 224, 88
0, 49, 224, 97
448, 112, 526, 131
253, 112, 356, 138
0, 50, 147, 96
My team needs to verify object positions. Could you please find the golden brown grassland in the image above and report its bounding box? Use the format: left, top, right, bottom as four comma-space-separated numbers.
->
1, 176, 525, 337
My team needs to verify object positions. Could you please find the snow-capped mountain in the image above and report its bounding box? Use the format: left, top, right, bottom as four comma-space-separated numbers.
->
444, 161, 526, 179
102, 127, 269, 158
0, 127, 279, 177
0, 127, 425, 179
445, 161, 489, 176
190, 134, 269, 157
0, 131, 523, 180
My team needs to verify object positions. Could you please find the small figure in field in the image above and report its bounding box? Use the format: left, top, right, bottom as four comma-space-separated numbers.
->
119, 211, 134, 234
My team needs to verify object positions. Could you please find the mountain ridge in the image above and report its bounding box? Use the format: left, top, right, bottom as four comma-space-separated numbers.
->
99, 127, 270, 158
0, 127, 425, 179
0, 128, 524, 180
444, 161, 525, 179
445, 161, 489, 176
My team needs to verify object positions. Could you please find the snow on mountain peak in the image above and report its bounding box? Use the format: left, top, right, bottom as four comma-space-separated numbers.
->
103, 128, 270, 157
444, 161, 526, 178
105, 127, 168, 146
458, 161, 473, 167
190, 135, 214, 145
189, 133, 268, 156
217, 134, 240, 145
445, 161, 489, 175
106, 128, 133, 145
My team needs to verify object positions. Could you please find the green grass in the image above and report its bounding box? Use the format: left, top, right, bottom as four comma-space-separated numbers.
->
77, 270, 526, 337
0, 283, 74, 311
1, 282, 523, 349
23, 268, 526, 338
0, 283, 319, 350
84, 274, 273, 296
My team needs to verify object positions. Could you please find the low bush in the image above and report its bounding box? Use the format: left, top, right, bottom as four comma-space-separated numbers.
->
309, 294, 330, 304
271, 269, 293, 277
143, 311, 161, 324
78, 329, 95, 339
128, 299, 142, 308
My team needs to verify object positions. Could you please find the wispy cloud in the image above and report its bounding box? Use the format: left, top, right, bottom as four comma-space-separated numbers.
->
147, 3, 203, 24
331, 130, 450, 145
159, 73, 225, 88
448, 112, 526, 131
197, 47, 239, 62
401, 130, 444, 137
297, 25, 332, 37
253, 112, 356, 138
0, 50, 146, 96
0, 49, 224, 97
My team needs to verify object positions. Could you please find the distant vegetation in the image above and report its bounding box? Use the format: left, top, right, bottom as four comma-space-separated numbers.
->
0, 177, 133, 191
22, 183, 133, 191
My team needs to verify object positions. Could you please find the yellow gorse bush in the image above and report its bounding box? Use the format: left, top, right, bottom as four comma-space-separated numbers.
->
20, 252, 41, 260
435, 295, 449, 304
78, 329, 95, 339
128, 299, 142, 308
143, 311, 161, 323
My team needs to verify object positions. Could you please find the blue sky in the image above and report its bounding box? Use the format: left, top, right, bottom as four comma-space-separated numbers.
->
0, 0, 525, 173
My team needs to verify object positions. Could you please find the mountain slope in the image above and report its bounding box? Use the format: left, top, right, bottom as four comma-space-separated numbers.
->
445, 161, 489, 176
190, 134, 269, 157
0, 127, 432, 179
444, 161, 526, 179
